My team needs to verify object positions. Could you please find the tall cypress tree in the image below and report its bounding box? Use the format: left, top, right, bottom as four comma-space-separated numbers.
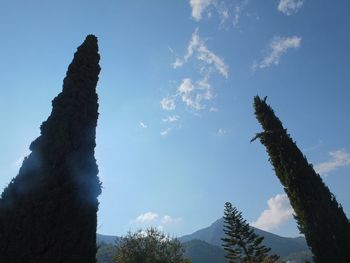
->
0, 35, 101, 262
252, 96, 350, 263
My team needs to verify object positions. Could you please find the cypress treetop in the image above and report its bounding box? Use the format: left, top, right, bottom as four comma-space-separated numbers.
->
252, 96, 350, 263
0, 35, 101, 263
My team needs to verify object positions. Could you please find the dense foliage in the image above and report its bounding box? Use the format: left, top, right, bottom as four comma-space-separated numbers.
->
222, 202, 279, 263
97, 243, 116, 263
113, 228, 191, 263
182, 239, 227, 263
253, 96, 350, 263
0, 35, 101, 262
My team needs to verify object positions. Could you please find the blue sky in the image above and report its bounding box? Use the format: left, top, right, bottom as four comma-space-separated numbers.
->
1, 0, 350, 238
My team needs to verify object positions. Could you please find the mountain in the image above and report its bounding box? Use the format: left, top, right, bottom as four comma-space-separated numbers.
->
96, 234, 119, 263
96, 243, 115, 263
179, 218, 311, 260
179, 218, 312, 262
182, 239, 227, 263
97, 233, 119, 245
96, 218, 313, 262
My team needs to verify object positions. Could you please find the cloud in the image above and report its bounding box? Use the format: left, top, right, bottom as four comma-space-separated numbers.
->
189, 0, 248, 27
278, 0, 304, 16
160, 128, 172, 137
168, 46, 174, 53
225, 0, 248, 27
209, 107, 219, 112
160, 97, 176, 111
252, 194, 294, 231
167, 30, 228, 114
136, 212, 159, 223
216, 128, 230, 136
172, 28, 200, 69
197, 44, 229, 78
189, 0, 214, 21
173, 58, 185, 69
178, 79, 195, 106
161, 215, 183, 225
219, 7, 230, 26
139, 121, 147, 128
162, 115, 180, 123
160, 76, 214, 112
132, 213, 183, 232
303, 140, 323, 153
314, 149, 350, 175
173, 28, 229, 78
177, 77, 213, 110
253, 36, 301, 70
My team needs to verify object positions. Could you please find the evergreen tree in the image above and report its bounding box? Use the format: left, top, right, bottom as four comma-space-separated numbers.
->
222, 202, 279, 263
0, 35, 101, 262
252, 96, 350, 263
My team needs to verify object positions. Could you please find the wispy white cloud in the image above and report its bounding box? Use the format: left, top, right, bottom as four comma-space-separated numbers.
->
278, 0, 304, 16
189, 0, 214, 21
197, 45, 229, 78
177, 78, 195, 107
216, 128, 230, 136
172, 28, 200, 68
161, 76, 213, 112
132, 213, 183, 232
219, 7, 230, 26
227, 0, 248, 27
167, 29, 228, 114
168, 46, 174, 54
303, 140, 323, 153
189, 0, 248, 27
209, 107, 219, 112
252, 194, 293, 231
177, 77, 213, 110
161, 75, 215, 114
173, 58, 183, 69
139, 121, 147, 129
314, 149, 350, 176
253, 36, 301, 70
160, 97, 176, 111
161, 215, 183, 225
160, 128, 172, 137
173, 28, 229, 78
136, 212, 159, 223
162, 115, 180, 123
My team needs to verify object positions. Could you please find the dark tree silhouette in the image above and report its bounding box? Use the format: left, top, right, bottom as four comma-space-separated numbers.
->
222, 202, 279, 263
0, 35, 101, 263
252, 96, 350, 263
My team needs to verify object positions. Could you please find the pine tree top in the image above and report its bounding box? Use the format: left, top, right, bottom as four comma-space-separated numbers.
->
221, 202, 278, 263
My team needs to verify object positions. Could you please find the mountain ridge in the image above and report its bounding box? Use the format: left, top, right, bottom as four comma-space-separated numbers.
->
96, 218, 313, 262
179, 218, 309, 257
